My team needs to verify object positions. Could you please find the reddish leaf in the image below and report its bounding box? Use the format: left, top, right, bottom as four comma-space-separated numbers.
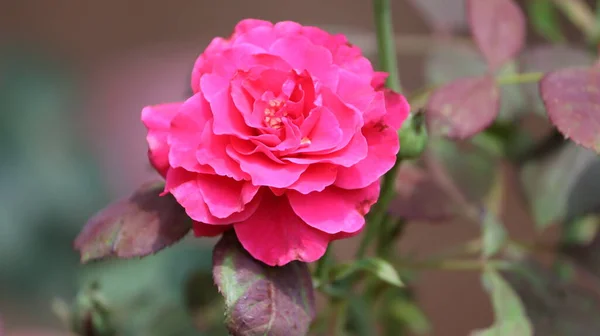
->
540, 67, 600, 152
520, 45, 594, 115
74, 181, 191, 263
468, 0, 526, 71
426, 76, 500, 139
212, 232, 316, 336
391, 163, 459, 222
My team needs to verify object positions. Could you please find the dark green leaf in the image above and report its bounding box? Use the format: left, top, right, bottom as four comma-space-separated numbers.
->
504, 260, 600, 335
563, 215, 600, 245
331, 258, 403, 287
521, 143, 600, 229
212, 233, 316, 336
74, 181, 191, 263
527, 0, 565, 42
430, 138, 497, 202
563, 228, 600, 279
472, 269, 533, 336
383, 291, 431, 336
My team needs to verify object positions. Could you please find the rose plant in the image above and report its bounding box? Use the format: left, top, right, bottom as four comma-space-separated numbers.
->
67, 0, 600, 335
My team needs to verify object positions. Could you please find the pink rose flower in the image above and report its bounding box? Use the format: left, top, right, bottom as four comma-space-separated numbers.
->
142, 19, 410, 266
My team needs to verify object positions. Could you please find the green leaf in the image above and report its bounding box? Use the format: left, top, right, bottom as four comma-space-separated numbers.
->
527, 0, 565, 42
563, 215, 600, 245
482, 212, 507, 258
331, 258, 403, 287
384, 294, 431, 335
482, 168, 508, 258
472, 269, 533, 336
212, 232, 316, 336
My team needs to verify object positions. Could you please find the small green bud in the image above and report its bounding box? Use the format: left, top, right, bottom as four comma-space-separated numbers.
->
398, 112, 428, 159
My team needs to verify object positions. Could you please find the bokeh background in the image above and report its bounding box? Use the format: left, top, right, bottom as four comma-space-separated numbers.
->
0, 1, 591, 335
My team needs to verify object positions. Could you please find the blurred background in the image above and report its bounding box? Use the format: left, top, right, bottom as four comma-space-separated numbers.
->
0, 0, 593, 335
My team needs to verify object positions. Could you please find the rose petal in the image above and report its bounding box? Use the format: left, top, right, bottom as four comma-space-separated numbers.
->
234, 192, 330, 266
296, 106, 343, 153
195, 120, 248, 180
167, 93, 214, 172
166, 168, 261, 224
142, 102, 183, 177
226, 146, 308, 188
336, 69, 377, 112
287, 163, 338, 194
335, 124, 400, 189
284, 130, 368, 167
235, 19, 273, 35
383, 90, 410, 130
288, 182, 380, 234
202, 76, 254, 138
320, 88, 363, 151
193, 174, 260, 218
269, 36, 339, 88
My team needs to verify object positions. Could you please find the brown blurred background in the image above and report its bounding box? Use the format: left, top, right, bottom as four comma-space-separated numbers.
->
0, 0, 568, 335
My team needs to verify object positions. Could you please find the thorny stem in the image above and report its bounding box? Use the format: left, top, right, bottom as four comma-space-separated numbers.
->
374, 0, 402, 92
356, 0, 403, 259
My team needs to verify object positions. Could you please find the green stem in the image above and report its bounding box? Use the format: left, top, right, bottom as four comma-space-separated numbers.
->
554, 0, 599, 42
400, 259, 513, 271
496, 72, 544, 85
374, 0, 402, 92
356, 0, 403, 258
315, 246, 333, 284
329, 300, 349, 336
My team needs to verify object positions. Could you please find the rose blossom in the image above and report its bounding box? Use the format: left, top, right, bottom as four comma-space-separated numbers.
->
142, 19, 409, 266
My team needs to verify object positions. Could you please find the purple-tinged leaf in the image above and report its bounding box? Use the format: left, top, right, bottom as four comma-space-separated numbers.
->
426, 76, 500, 139
425, 42, 524, 121
391, 163, 459, 222
212, 233, 316, 336
468, 0, 526, 71
74, 181, 191, 263
407, 0, 466, 32
540, 67, 600, 152
520, 45, 594, 116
